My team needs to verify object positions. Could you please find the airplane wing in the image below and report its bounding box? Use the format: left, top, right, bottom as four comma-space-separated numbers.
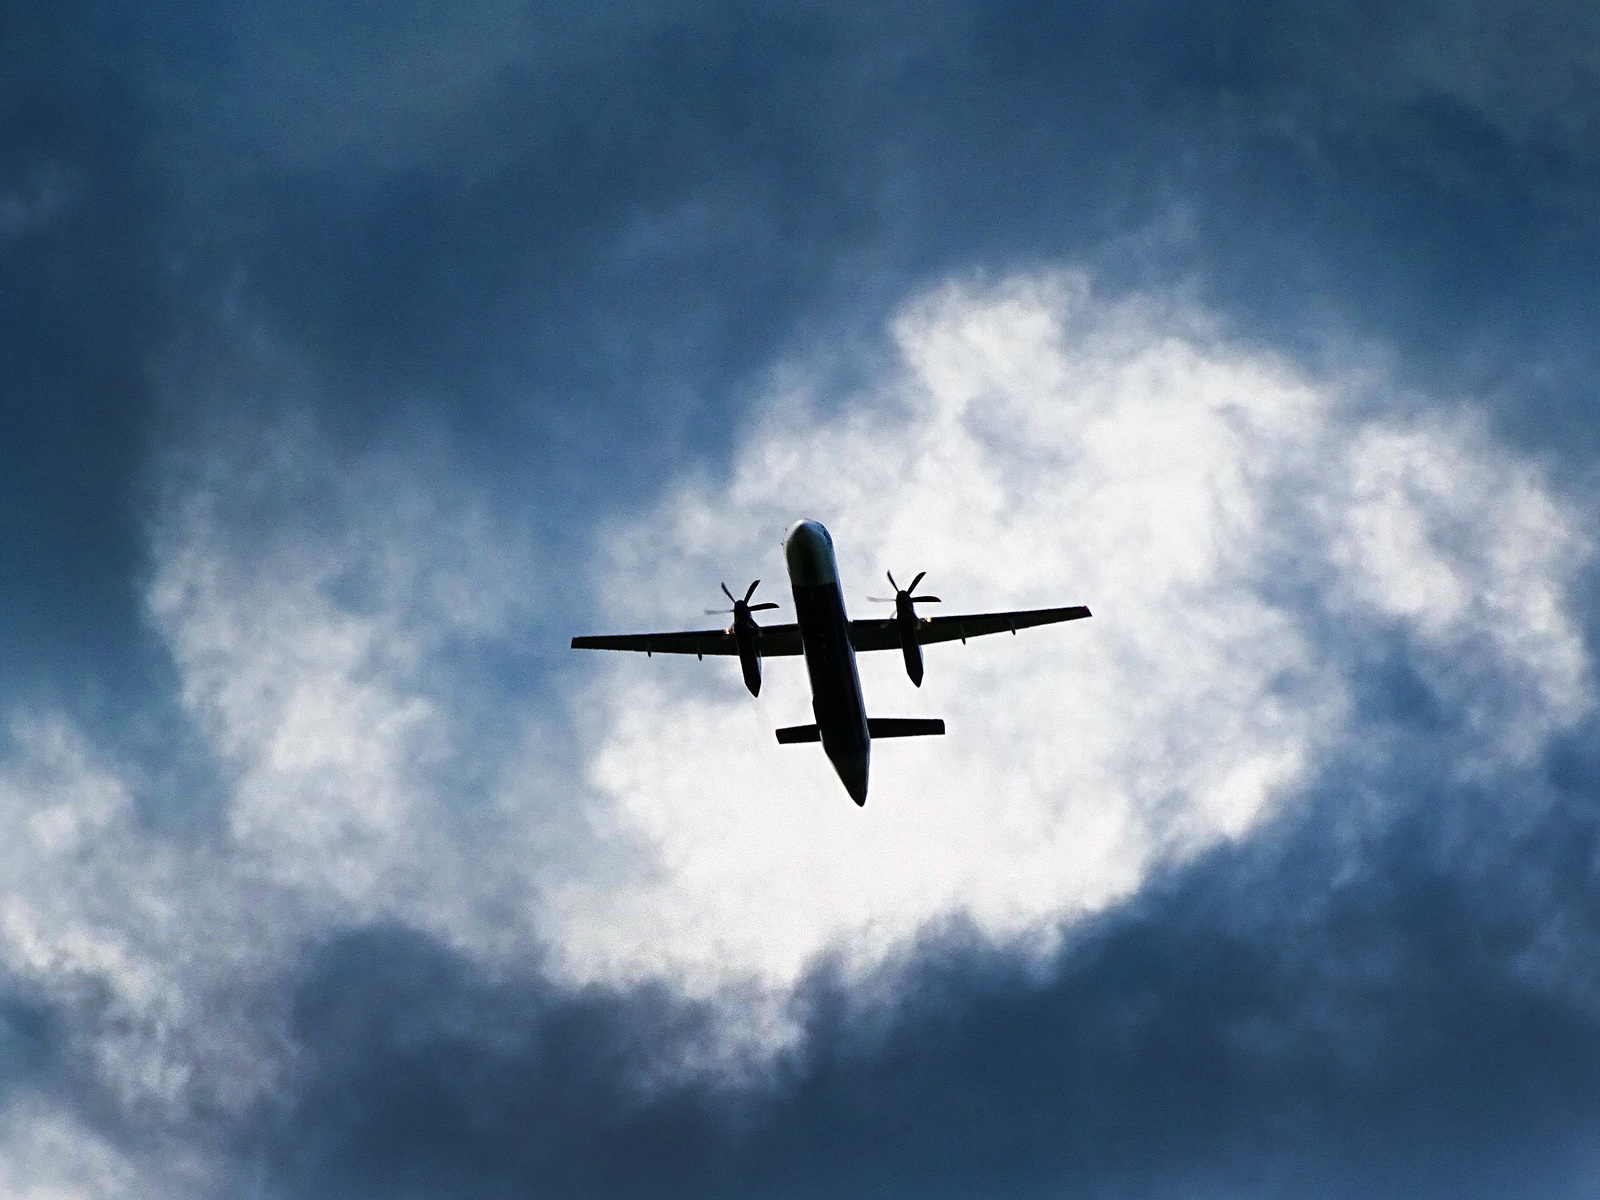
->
572, 607, 1088, 656
571, 623, 805, 657
848, 605, 1091, 651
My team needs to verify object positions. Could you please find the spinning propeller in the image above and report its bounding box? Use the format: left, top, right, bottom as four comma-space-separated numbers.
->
868, 570, 941, 606
708, 580, 774, 697
706, 579, 779, 617
872, 571, 939, 686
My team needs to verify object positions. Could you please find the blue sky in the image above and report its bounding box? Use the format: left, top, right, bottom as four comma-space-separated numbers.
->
4, 2, 1600, 1195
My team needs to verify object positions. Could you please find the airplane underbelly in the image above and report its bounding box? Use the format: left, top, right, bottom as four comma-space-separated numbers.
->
791, 582, 869, 755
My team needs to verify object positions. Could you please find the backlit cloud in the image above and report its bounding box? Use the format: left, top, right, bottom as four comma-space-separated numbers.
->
561, 272, 1591, 988
0, 270, 1591, 1195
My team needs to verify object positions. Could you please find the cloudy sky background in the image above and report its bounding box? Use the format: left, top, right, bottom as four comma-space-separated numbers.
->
6, 1, 1600, 1195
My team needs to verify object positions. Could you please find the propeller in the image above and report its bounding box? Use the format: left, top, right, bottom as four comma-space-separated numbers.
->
706, 579, 780, 616
868, 570, 941, 605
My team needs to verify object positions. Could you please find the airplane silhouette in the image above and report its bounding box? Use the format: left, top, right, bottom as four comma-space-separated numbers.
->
572, 520, 1091, 805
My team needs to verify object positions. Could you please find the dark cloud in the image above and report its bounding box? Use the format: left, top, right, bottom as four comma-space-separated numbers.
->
9, 0, 1600, 679
225, 738, 1600, 1199
0, 993, 62, 1105
7, 1, 1600, 1195
0, 3, 169, 689
158, 0, 1600, 491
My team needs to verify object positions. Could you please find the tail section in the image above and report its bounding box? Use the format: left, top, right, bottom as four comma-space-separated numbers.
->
866, 718, 945, 738
778, 719, 944, 743
776, 719, 937, 806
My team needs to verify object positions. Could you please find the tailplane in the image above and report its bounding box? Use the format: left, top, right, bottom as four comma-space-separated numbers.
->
776, 719, 945, 744
866, 718, 945, 738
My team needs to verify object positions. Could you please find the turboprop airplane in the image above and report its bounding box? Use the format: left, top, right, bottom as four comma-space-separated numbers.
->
571, 520, 1090, 806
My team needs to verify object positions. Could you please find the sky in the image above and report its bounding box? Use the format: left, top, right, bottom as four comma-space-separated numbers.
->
4, 1, 1600, 1196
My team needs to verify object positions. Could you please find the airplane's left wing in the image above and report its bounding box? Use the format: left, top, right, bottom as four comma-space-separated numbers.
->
571, 623, 804, 657
849, 605, 1091, 651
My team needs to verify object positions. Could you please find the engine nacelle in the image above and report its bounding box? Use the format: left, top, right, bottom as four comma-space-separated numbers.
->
895, 593, 924, 687
734, 615, 763, 696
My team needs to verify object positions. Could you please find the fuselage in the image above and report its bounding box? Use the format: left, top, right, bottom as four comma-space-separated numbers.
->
784, 520, 870, 804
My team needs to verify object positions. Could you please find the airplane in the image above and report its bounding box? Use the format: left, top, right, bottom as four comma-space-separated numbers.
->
572, 519, 1091, 806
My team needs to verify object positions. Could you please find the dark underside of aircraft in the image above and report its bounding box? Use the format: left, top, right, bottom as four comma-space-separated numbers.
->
573, 520, 1090, 805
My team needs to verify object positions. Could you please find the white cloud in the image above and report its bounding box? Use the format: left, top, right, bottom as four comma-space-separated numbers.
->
554, 272, 1592, 989
0, 270, 1588, 1165
145, 430, 579, 952
0, 715, 267, 1113
0, 1097, 186, 1200
0, 436, 568, 1157
1323, 416, 1591, 759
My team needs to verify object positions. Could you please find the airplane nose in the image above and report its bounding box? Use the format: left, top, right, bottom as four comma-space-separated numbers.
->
784, 520, 837, 587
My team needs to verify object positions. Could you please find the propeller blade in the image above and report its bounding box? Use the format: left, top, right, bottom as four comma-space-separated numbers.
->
911, 595, 941, 603
886, 570, 899, 593
910, 571, 927, 593
867, 596, 895, 603
720, 582, 737, 604
705, 608, 734, 615
744, 579, 762, 603
748, 602, 779, 611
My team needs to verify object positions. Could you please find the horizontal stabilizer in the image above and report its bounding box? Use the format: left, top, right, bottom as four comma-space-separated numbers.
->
867, 718, 945, 738
775, 724, 821, 744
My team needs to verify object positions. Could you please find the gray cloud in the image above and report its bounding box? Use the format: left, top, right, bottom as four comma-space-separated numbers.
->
9, 0, 1599, 695
0, 266, 1587, 1200
6, 0, 1600, 1195
224, 747, 1600, 1199
146, 0, 1600, 471
0, 6, 166, 689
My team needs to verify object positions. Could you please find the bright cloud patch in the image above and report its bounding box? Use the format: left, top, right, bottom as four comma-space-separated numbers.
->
146, 436, 582, 957
0, 1097, 171, 1200
0, 273, 1588, 1163
557, 273, 1592, 988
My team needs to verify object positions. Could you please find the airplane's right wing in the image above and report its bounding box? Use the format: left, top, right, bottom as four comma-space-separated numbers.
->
849, 605, 1091, 650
